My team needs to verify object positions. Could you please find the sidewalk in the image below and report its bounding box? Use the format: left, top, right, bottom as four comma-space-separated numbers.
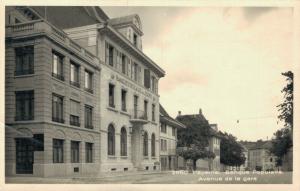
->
5, 170, 172, 184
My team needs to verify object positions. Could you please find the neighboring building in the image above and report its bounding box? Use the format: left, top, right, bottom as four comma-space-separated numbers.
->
247, 141, 277, 171
159, 105, 186, 171
176, 109, 221, 171
5, 6, 165, 177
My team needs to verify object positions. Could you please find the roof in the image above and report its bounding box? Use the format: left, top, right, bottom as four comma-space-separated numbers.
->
29, 6, 108, 29
108, 14, 143, 35
240, 140, 272, 150
159, 104, 186, 129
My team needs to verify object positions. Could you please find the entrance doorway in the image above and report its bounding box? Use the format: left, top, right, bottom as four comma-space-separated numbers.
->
16, 138, 34, 174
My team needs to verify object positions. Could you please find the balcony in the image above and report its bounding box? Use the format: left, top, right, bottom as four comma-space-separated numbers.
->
129, 109, 148, 125
6, 20, 100, 67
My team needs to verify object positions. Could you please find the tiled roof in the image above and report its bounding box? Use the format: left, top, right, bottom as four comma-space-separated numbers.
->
159, 104, 185, 129
240, 140, 272, 150
29, 6, 107, 29
108, 14, 138, 26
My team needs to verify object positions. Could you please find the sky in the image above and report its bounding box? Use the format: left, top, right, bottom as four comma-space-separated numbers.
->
102, 6, 293, 141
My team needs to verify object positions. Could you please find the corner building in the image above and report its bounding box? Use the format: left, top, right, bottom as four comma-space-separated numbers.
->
5, 6, 165, 177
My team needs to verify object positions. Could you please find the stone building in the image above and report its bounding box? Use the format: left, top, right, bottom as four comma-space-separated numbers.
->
159, 105, 186, 171
176, 109, 221, 171
5, 6, 165, 177
247, 141, 277, 171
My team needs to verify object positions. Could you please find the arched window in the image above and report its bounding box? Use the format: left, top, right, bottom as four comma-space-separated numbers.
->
120, 127, 127, 156
107, 124, 115, 155
143, 131, 148, 156
151, 133, 155, 157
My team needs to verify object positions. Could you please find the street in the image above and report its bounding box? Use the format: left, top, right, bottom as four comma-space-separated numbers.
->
6, 171, 292, 184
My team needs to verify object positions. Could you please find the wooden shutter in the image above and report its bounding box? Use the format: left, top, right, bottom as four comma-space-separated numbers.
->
144, 69, 150, 88
105, 42, 108, 64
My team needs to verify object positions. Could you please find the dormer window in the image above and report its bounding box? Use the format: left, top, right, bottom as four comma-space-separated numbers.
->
133, 33, 138, 47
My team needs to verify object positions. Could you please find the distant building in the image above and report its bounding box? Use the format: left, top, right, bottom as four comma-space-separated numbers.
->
159, 105, 186, 170
246, 141, 277, 171
176, 109, 221, 171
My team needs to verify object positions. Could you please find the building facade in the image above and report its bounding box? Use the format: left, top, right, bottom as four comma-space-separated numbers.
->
159, 105, 185, 171
5, 6, 165, 177
247, 141, 277, 171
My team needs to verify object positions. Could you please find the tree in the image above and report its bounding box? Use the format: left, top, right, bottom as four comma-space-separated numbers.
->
271, 71, 293, 167
176, 114, 216, 170
277, 71, 293, 129
177, 146, 215, 170
219, 132, 246, 167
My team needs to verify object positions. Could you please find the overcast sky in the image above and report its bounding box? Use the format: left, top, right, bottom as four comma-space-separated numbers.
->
102, 7, 293, 141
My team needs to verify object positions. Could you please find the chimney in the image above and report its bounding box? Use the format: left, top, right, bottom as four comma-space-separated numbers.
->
178, 111, 182, 117
199, 108, 202, 115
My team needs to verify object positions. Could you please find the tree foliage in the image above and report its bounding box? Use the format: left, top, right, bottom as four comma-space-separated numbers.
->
277, 71, 293, 129
176, 115, 211, 148
271, 71, 293, 166
176, 114, 215, 169
177, 146, 215, 170
219, 132, 246, 167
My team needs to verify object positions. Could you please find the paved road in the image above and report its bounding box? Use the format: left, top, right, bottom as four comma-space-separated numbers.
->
6, 171, 292, 184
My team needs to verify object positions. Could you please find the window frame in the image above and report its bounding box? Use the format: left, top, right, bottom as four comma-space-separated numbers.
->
52, 93, 64, 123
107, 124, 115, 156
53, 139, 64, 163
84, 105, 93, 129
70, 61, 80, 88
15, 90, 34, 121
15, 46, 34, 76
109, 84, 115, 108
71, 141, 80, 163
52, 51, 64, 81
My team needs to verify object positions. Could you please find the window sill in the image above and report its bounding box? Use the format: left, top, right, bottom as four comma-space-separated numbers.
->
120, 156, 128, 159
108, 155, 117, 159
120, 110, 130, 117
143, 157, 149, 160
151, 121, 158, 125
14, 74, 35, 78
107, 106, 118, 113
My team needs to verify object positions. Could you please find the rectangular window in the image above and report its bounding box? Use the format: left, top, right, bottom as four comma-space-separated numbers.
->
151, 76, 156, 92
53, 139, 64, 163
33, 134, 44, 151
52, 94, 64, 123
109, 84, 115, 108
85, 105, 93, 129
144, 100, 148, 120
52, 51, 64, 81
133, 33, 138, 47
152, 104, 155, 122
15, 90, 34, 121
161, 123, 167, 133
144, 69, 150, 89
71, 141, 80, 163
15, 46, 34, 76
134, 95, 138, 118
172, 127, 176, 136
70, 62, 80, 88
133, 63, 138, 82
121, 89, 127, 112
85, 142, 93, 163
70, 100, 80, 127
109, 45, 114, 67
84, 70, 93, 93
121, 54, 127, 74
